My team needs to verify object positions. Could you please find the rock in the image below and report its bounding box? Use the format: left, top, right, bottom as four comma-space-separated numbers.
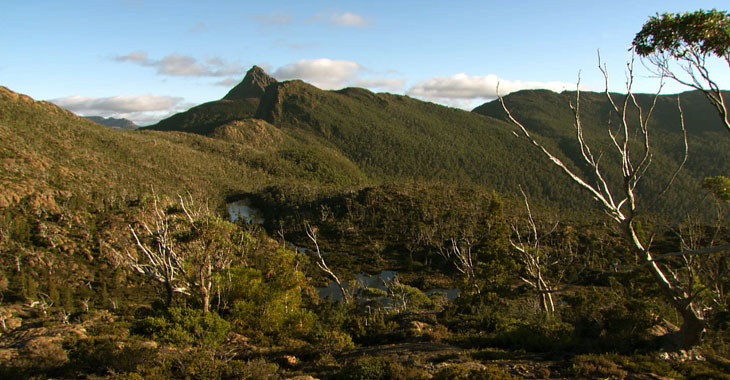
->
282, 354, 298, 367
409, 320, 430, 333
5, 317, 22, 330
0, 348, 14, 362
658, 349, 705, 362
285, 376, 318, 380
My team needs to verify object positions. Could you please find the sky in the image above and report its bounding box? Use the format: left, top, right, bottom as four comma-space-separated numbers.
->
2, 0, 728, 125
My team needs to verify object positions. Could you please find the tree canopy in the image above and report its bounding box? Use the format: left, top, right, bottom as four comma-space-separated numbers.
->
633, 9, 730, 136
633, 9, 730, 59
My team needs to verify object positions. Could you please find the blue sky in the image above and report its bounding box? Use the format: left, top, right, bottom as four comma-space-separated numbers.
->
2, 0, 728, 125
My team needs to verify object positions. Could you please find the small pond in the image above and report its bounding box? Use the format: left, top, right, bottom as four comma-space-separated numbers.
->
317, 270, 459, 303
226, 200, 264, 224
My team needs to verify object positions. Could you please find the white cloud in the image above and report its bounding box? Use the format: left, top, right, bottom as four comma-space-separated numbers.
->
329, 11, 369, 27
213, 78, 241, 87
50, 94, 187, 126
408, 73, 577, 101
115, 51, 245, 77
352, 78, 405, 92
270, 58, 405, 92
273, 58, 361, 89
117, 51, 148, 63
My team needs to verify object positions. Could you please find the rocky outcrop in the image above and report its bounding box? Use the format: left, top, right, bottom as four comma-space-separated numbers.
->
223, 66, 277, 101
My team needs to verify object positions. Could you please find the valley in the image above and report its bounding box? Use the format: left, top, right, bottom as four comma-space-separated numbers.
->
1, 62, 729, 379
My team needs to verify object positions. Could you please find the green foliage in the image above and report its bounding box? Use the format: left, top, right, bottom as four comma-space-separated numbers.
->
223, 248, 317, 343
312, 328, 355, 353
132, 307, 230, 348
433, 365, 520, 380
489, 317, 574, 352
387, 281, 433, 311
569, 354, 628, 379
339, 356, 427, 380
633, 9, 730, 58
704, 176, 730, 202
131, 350, 280, 380
339, 357, 390, 380
562, 288, 660, 352
67, 338, 157, 376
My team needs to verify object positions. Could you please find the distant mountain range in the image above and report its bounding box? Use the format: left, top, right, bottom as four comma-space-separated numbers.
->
84, 115, 137, 130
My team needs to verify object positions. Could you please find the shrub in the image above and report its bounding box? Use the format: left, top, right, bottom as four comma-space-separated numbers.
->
563, 290, 659, 351
339, 356, 429, 380
490, 317, 574, 352
68, 337, 156, 376
132, 307, 229, 347
340, 357, 389, 380
434, 365, 519, 380
569, 354, 628, 379
313, 328, 355, 353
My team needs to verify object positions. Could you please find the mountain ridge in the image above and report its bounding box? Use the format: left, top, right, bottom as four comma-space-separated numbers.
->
141, 66, 730, 214
84, 115, 137, 130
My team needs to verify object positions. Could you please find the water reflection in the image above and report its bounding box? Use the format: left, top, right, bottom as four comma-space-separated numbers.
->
226, 200, 264, 224
317, 270, 459, 303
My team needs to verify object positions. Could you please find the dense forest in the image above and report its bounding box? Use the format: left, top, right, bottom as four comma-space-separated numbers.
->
1, 12, 730, 377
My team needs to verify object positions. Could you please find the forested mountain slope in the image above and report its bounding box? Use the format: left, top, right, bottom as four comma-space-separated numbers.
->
147, 67, 730, 214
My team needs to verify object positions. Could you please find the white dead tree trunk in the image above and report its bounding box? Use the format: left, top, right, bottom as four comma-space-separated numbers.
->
121, 193, 240, 313
499, 53, 711, 349
446, 237, 481, 296
509, 187, 559, 314
305, 222, 350, 303
119, 195, 189, 307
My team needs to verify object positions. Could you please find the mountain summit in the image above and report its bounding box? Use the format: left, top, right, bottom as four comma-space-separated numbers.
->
148, 66, 277, 133
223, 65, 277, 100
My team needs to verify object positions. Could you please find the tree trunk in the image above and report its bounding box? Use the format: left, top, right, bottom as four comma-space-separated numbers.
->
628, 222, 706, 349
165, 281, 174, 307
202, 285, 210, 314
678, 307, 705, 349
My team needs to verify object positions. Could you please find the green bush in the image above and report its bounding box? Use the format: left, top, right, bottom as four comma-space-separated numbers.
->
569, 354, 628, 379
340, 357, 389, 380
563, 290, 659, 351
313, 328, 355, 353
490, 317, 574, 352
339, 356, 429, 380
132, 307, 229, 347
434, 365, 519, 380
68, 338, 157, 375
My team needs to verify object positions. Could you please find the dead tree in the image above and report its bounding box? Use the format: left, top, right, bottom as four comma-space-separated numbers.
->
121, 194, 242, 313
305, 222, 350, 303
445, 237, 481, 296
500, 53, 712, 349
509, 188, 559, 314
122, 195, 189, 307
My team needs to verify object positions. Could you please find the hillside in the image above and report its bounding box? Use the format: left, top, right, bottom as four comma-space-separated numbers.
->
473, 89, 730, 208
0, 86, 269, 209
147, 66, 730, 215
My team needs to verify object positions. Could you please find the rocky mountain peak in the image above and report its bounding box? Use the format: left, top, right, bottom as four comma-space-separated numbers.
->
223, 65, 277, 100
